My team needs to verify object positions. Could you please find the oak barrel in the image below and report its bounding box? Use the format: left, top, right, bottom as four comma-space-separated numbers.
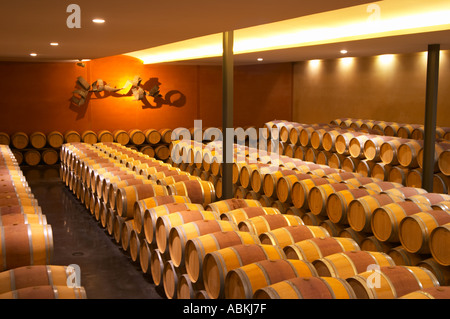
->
259, 225, 330, 248
168, 219, 238, 267
399, 209, 450, 254
253, 276, 357, 299
347, 265, 439, 299
0, 224, 53, 271
371, 201, 432, 243
185, 231, 260, 285
224, 259, 318, 299
283, 237, 360, 262
313, 250, 395, 279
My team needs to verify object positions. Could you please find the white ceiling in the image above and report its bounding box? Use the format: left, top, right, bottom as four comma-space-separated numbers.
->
1, 0, 449, 65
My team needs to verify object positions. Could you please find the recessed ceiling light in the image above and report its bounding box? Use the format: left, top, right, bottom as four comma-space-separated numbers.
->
340, 49, 348, 54
30, 53, 37, 57
92, 18, 105, 24
257, 58, 263, 61
50, 42, 59, 46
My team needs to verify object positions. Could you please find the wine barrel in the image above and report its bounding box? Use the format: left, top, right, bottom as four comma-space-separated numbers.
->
96, 130, 114, 143
371, 163, 391, 181
359, 181, 403, 193
380, 138, 410, 165
168, 219, 239, 267
159, 128, 173, 144
405, 193, 450, 206
149, 248, 169, 287
168, 180, 215, 207
162, 260, 184, 299
363, 136, 392, 162
0, 224, 53, 271
11, 132, 29, 150
284, 237, 360, 262
116, 183, 168, 218
138, 238, 152, 274
111, 130, 128, 145
224, 259, 318, 299
347, 193, 405, 233
308, 182, 356, 216
326, 188, 378, 225
0, 205, 42, 216
400, 286, 450, 299
259, 225, 330, 248
155, 210, 220, 254
132, 195, 191, 234
0, 265, 75, 294
360, 236, 393, 253
144, 129, 161, 145
381, 186, 428, 199
347, 265, 439, 299
397, 140, 423, 168
185, 231, 260, 285
387, 246, 422, 266
398, 124, 422, 139
63, 131, 81, 144
0, 285, 87, 299
387, 165, 409, 185
41, 148, 59, 165
128, 129, 146, 146
438, 145, 450, 176
429, 223, 450, 266
23, 149, 41, 166
142, 202, 204, 244
417, 258, 450, 286
433, 173, 450, 194
202, 244, 286, 299
81, 130, 97, 144
0, 133, 10, 146
220, 206, 281, 224
399, 209, 450, 254
157, 175, 200, 186
0, 213, 47, 227
29, 132, 47, 149
253, 276, 357, 299
381, 123, 397, 136
432, 200, 450, 211
276, 173, 317, 204
238, 214, 304, 236
313, 251, 395, 279
371, 201, 432, 243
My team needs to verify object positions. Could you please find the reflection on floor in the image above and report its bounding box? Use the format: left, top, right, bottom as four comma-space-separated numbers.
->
22, 165, 164, 299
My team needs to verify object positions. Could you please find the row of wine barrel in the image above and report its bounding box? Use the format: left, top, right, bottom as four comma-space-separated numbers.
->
263, 118, 450, 142
0, 145, 87, 299
142, 139, 449, 298
60, 142, 450, 299
173, 139, 450, 267
332, 118, 450, 140
263, 120, 450, 192
0, 128, 177, 166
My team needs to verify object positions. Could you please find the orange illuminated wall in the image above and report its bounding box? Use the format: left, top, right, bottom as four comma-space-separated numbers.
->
0, 55, 293, 135
293, 50, 450, 127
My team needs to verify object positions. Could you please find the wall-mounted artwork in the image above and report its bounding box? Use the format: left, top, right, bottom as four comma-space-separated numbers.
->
71, 75, 162, 106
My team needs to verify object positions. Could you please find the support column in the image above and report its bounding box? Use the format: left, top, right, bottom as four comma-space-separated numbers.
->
422, 44, 440, 192
222, 31, 234, 199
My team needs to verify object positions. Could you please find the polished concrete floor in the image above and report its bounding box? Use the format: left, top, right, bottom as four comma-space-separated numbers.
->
22, 164, 165, 299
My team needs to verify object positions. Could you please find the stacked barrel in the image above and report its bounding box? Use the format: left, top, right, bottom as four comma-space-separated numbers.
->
0, 128, 176, 167
0, 145, 87, 299
60, 141, 225, 299
165, 122, 450, 299
272, 119, 450, 193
